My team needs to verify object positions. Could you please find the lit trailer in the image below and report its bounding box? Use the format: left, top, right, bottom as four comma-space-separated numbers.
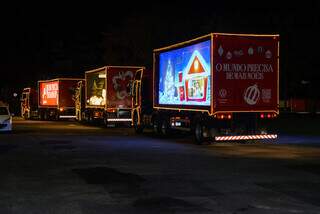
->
132, 33, 279, 143
83, 66, 145, 126
38, 78, 84, 120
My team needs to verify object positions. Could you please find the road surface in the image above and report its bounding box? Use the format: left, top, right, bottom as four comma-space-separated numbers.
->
0, 118, 320, 213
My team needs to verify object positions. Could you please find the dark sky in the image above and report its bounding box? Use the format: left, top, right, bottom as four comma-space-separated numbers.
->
1, 1, 319, 98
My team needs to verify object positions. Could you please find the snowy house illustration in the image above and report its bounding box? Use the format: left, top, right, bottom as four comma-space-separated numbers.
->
183, 50, 210, 102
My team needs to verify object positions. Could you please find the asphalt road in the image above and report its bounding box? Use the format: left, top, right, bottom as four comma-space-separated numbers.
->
0, 118, 320, 213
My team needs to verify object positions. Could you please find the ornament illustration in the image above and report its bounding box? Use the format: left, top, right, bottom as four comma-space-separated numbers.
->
226, 51, 232, 60
218, 45, 224, 56
248, 47, 254, 55
265, 50, 272, 59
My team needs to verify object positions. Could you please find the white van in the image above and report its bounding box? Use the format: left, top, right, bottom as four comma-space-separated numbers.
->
0, 105, 12, 132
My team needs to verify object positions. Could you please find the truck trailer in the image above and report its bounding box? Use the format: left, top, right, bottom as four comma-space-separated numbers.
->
21, 78, 84, 120
131, 33, 279, 144
79, 66, 145, 126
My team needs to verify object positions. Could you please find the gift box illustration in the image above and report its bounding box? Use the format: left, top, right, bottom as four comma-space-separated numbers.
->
184, 50, 210, 102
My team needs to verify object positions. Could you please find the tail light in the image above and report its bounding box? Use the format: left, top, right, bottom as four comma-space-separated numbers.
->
260, 113, 277, 119
94, 111, 101, 117
215, 113, 232, 120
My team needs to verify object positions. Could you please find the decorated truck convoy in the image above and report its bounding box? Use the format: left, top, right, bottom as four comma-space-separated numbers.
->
131, 33, 279, 143
20, 33, 279, 144
74, 66, 145, 126
21, 78, 83, 120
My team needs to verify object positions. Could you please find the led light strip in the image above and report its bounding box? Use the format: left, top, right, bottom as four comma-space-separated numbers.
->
215, 134, 278, 141
59, 116, 76, 119
107, 118, 132, 122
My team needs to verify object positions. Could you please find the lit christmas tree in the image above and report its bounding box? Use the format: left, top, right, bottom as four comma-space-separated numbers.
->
164, 60, 175, 101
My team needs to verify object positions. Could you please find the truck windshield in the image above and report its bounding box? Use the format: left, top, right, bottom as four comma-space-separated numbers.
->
0, 107, 9, 115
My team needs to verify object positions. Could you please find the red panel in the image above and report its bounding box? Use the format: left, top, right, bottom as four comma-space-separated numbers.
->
213, 35, 279, 112
107, 67, 139, 108
39, 81, 59, 106
59, 80, 80, 108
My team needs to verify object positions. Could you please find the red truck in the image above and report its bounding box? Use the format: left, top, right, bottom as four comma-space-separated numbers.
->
78, 66, 145, 126
21, 78, 84, 120
131, 33, 279, 143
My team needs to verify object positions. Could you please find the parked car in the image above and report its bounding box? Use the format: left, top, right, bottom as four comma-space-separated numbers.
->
0, 105, 12, 132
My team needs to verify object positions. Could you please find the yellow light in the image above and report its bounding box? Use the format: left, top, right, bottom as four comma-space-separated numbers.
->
59, 107, 64, 112
194, 59, 199, 70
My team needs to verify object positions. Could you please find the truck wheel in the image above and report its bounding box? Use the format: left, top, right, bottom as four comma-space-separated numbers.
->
23, 112, 28, 120
43, 112, 48, 121
83, 112, 89, 123
194, 120, 207, 144
160, 119, 170, 136
55, 113, 59, 121
103, 116, 108, 127
39, 112, 44, 120
133, 113, 143, 134
80, 112, 86, 122
153, 118, 161, 135
88, 114, 93, 124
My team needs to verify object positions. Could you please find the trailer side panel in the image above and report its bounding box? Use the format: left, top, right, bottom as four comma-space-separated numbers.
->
213, 34, 279, 113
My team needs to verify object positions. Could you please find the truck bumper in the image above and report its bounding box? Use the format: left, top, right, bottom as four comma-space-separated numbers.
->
107, 118, 132, 122
215, 134, 278, 141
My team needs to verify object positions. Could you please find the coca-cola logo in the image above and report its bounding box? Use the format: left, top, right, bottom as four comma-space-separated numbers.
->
243, 84, 260, 105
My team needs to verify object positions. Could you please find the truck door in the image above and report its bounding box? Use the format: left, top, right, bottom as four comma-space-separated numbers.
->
75, 81, 83, 121
132, 68, 143, 108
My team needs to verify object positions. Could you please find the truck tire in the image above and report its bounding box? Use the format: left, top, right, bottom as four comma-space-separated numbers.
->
23, 112, 28, 120
133, 113, 143, 134
39, 111, 44, 120
103, 115, 108, 127
83, 112, 90, 123
160, 118, 170, 136
55, 112, 59, 121
43, 112, 48, 121
80, 112, 86, 122
194, 120, 208, 145
153, 117, 161, 135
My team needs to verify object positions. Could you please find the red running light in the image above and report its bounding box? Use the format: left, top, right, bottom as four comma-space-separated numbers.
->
260, 114, 264, 119
267, 114, 271, 118
227, 114, 232, 119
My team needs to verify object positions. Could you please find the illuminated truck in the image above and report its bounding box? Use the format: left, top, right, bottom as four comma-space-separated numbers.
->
21, 87, 38, 119
79, 66, 145, 126
131, 33, 279, 143
21, 78, 84, 120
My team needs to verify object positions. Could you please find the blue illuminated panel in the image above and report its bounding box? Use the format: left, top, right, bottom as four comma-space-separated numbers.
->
158, 40, 211, 106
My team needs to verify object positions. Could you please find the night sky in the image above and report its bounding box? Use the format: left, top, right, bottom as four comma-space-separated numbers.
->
1, 1, 319, 100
